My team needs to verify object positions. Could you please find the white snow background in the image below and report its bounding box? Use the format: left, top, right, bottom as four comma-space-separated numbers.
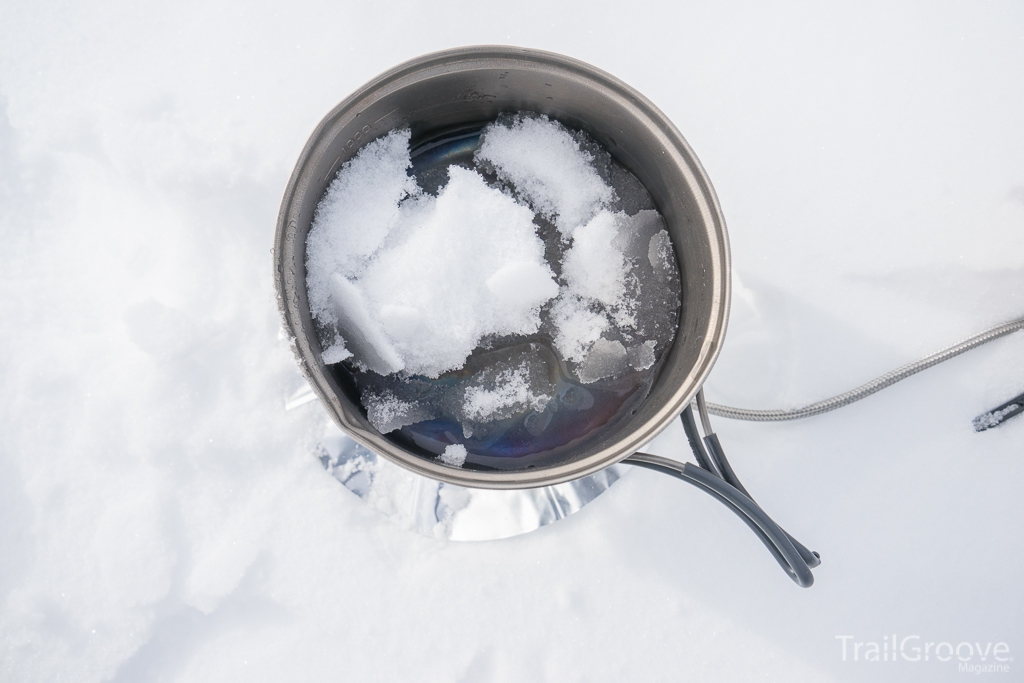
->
2, 1, 1023, 681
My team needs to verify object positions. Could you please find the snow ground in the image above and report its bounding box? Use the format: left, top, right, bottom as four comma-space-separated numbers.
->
1, 1, 1023, 681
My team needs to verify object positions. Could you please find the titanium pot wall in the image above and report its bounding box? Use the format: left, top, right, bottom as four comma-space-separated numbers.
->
274, 46, 731, 489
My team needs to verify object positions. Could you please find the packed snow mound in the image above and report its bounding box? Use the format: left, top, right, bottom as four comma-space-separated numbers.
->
306, 130, 559, 378
439, 444, 468, 467
306, 129, 419, 326
461, 361, 552, 424
476, 114, 614, 238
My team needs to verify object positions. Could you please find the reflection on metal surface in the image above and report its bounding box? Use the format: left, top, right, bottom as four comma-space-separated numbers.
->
315, 420, 627, 541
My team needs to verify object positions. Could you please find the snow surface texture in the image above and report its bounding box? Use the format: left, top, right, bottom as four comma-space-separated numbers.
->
2, 2, 1024, 682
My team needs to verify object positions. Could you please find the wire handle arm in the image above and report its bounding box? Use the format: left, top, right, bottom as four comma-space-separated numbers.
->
624, 393, 819, 587
624, 453, 815, 587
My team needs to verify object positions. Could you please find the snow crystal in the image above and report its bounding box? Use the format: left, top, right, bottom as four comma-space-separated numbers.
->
550, 294, 609, 363
627, 340, 657, 371
364, 390, 435, 434
462, 362, 552, 422
476, 114, 614, 238
547, 208, 679, 381
648, 229, 675, 282
320, 343, 352, 365
561, 210, 628, 307
439, 444, 468, 467
576, 338, 629, 383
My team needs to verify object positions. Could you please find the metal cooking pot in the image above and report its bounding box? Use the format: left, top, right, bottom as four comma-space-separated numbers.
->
275, 46, 820, 587
274, 45, 730, 490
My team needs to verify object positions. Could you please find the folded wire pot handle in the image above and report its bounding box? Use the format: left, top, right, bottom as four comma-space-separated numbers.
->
624, 390, 820, 587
